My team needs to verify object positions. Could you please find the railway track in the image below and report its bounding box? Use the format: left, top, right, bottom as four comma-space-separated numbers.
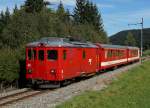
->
0, 89, 48, 106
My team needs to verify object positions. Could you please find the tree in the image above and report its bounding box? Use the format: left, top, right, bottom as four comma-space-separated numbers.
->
0, 8, 11, 47
73, 0, 108, 43
4, 7, 10, 25
65, 9, 71, 22
92, 4, 104, 32
13, 4, 18, 13
0, 11, 5, 32
56, 1, 66, 21
125, 32, 136, 46
74, 0, 86, 24
74, 0, 104, 31
25, 0, 46, 13
57, 1, 65, 14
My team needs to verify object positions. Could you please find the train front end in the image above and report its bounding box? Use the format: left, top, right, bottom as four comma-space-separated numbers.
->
26, 38, 63, 88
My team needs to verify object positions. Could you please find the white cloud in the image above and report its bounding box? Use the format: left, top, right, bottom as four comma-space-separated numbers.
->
45, 0, 76, 6
97, 3, 114, 8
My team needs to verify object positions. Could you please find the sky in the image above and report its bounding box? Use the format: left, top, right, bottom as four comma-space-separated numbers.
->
0, 0, 150, 36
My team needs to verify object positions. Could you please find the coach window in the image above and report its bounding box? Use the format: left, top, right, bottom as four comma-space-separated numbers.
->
107, 50, 111, 58
117, 50, 119, 57
108, 50, 113, 58
83, 50, 86, 59
38, 50, 44, 61
63, 50, 67, 60
47, 50, 58, 60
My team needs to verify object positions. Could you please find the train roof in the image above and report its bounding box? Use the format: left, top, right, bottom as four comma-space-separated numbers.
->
99, 44, 127, 49
27, 37, 139, 49
26, 37, 98, 48
127, 46, 139, 49
96, 43, 139, 49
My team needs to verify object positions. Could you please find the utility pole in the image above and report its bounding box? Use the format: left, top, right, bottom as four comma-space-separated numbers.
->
141, 18, 143, 58
128, 18, 144, 62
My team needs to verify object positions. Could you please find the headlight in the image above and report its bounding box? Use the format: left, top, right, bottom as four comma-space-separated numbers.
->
50, 69, 56, 74
28, 69, 32, 74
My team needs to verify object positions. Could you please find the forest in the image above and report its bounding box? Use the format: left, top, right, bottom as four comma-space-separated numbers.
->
0, 0, 108, 88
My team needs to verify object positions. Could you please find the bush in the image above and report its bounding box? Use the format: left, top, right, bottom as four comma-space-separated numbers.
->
0, 48, 19, 83
143, 50, 150, 57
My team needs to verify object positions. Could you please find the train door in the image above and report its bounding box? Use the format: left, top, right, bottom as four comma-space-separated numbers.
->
35, 48, 47, 79
80, 49, 87, 75
96, 48, 100, 72
127, 48, 129, 62
61, 48, 79, 79
26, 48, 37, 78
46, 48, 59, 80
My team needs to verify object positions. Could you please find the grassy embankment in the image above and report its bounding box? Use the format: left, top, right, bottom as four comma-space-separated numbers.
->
56, 61, 150, 108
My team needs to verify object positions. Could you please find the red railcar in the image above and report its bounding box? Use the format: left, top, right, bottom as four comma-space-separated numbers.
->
26, 38, 99, 88
26, 37, 140, 88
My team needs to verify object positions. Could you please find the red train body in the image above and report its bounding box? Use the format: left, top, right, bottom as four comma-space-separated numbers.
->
26, 37, 140, 88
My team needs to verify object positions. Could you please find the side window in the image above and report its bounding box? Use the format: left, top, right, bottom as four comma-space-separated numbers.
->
63, 50, 67, 60
38, 50, 44, 61
83, 50, 86, 59
47, 50, 58, 60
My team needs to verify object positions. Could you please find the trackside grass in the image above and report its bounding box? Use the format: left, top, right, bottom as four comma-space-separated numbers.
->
56, 61, 150, 108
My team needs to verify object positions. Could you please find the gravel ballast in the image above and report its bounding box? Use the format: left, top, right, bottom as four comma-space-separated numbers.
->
3, 62, 140, 108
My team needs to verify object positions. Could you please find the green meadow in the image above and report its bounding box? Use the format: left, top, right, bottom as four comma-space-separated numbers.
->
56, 61, 150, 108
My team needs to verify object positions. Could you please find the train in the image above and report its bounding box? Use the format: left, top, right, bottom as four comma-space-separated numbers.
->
26, 37, 140, 88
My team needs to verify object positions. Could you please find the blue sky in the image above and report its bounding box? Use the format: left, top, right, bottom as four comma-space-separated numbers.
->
0, 0, 150, 36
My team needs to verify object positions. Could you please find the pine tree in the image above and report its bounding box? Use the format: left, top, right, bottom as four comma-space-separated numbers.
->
125, 32, 136, 46
57, 1, 65, 15
66, 9, 71, 22
74, 0, 104, 32
25, 0, 45, 13
13, 4, 18, 13
0, 11, 5, 22
92, 4, 104, 32
56, 1, 69, 22
74, 0, 86, 24
5, 7, 10, 25
0, 8, 10, 32
0, 11, 4, 26
0, 11, 4, 33
73, 0, 107, 43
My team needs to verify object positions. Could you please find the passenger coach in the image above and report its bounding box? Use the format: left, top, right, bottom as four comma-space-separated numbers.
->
96, 44, 128, 70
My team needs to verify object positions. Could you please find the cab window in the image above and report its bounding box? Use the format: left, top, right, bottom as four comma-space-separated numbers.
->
63, 50, 67, 60
33, 50, 36, 59
28, 49, 36, 60
47, 50, 58, 60
28, 49, 32, 60
38, 50, 44, 61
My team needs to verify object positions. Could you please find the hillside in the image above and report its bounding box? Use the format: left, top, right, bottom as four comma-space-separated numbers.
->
109, 28, 150, 50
